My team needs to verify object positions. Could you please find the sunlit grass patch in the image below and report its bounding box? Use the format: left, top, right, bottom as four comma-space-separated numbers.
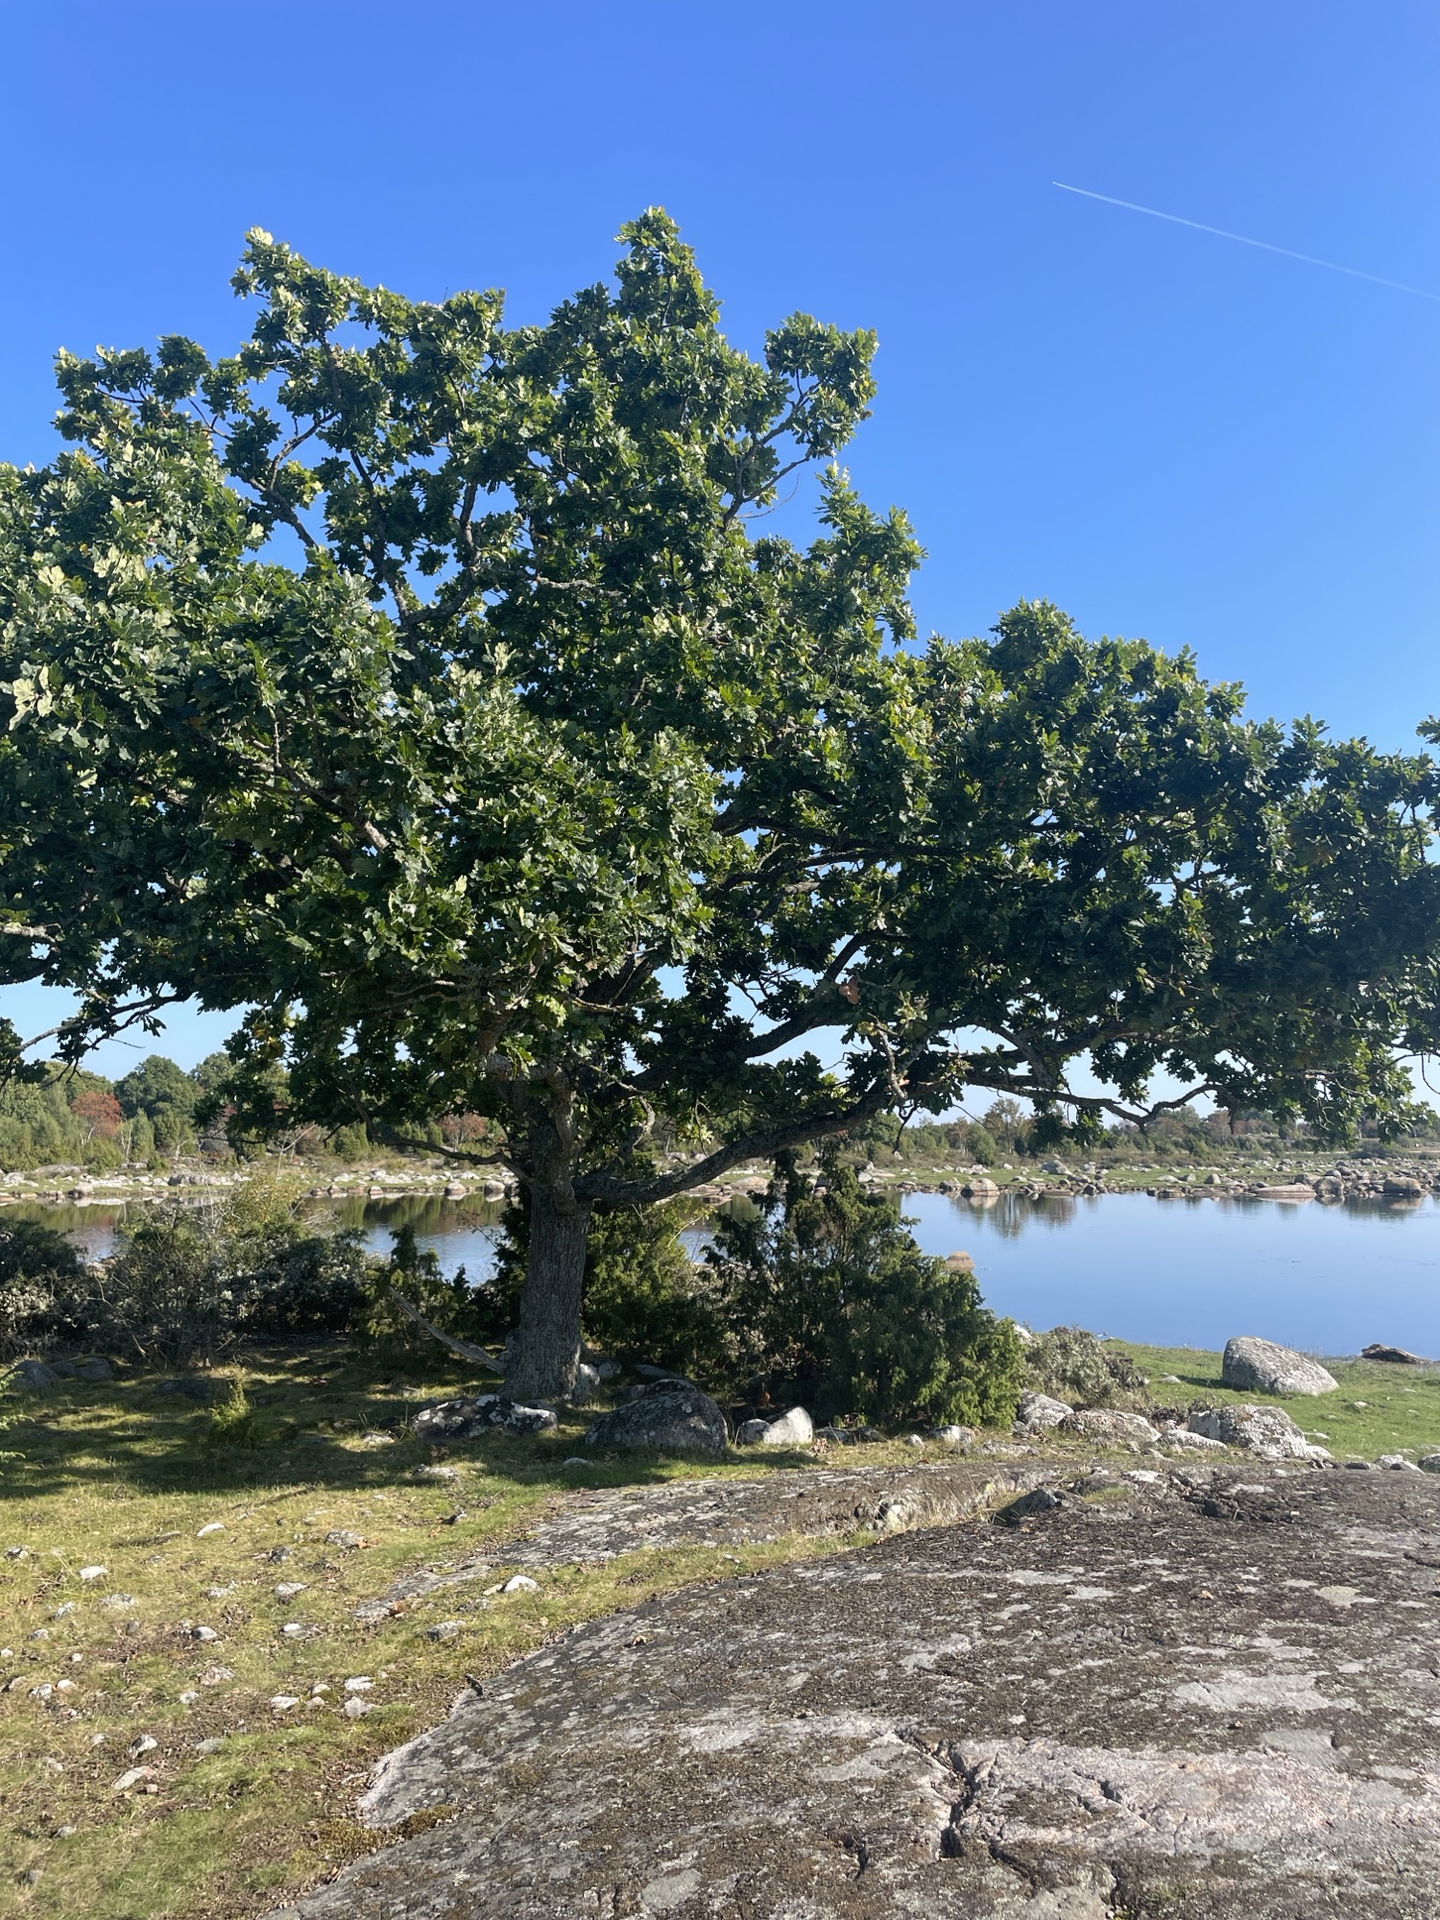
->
1116, 1343, 1440, 1460
0, 1342, 880, 1919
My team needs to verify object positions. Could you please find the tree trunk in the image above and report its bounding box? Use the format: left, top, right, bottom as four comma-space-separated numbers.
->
503, 1174, 592, 1404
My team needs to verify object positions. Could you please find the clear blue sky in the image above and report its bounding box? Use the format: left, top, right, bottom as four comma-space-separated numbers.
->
2, 0, 1437, 1073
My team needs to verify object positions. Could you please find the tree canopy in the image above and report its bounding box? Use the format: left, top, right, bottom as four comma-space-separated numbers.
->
3, 211, 1439, 1394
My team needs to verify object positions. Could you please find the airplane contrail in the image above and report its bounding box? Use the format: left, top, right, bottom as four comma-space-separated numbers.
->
1053, 181, 1440, 303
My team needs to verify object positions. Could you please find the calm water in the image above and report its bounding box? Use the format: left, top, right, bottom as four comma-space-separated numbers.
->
16, 1188, 1440, 1358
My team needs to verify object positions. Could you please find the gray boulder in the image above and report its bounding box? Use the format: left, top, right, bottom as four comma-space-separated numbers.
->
1060, 1408, 1160, 1445
569, 1363, 602, 1406
1417, 1454, 1440, 1474
10, 1359, 59, 1391
1360, 1344, 1428, 1365
1188, 1403, 1329, 1462
414, 1396, 558, 1442
584, 1380, 727, 1457
1015, 1390, 1073, 1431
50, 1356, 113, 1382
1221, 1335, 1338, 1396
739, 1407, 813, 1447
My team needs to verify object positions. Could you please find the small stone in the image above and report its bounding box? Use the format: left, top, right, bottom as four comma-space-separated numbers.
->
426, 1620, 464, 1641
359, 1431, 395, 1446
111, 1765, 158, 1792
343, 1695, 373, 1718
1376, 1453, 1421, 1471
905, 1434, 926, 1448
196, 1523, 226, 1538
195, 1737, 225, 1753
1061, 1408, 1161, 1445
77, 1565, 108, 1582
5, 1546, 31, 1560
52, 1603, 76, 1618
281, 1622, 317, 1638
274, 1582, 308, 1600
324, 1530, 368, 1550
501, 1574, 539, 1594
1417, 1454, 1440, 1473
562, 1457, 591, 1468
178, 1690, 200, 1705
53, 1825, 77, 1838
413, 1465, 460, 1482
189, 1625, 220, 1642
1015, 1392, 1073, 1432
198, 1664, 234, 1685
203, 1585, 234, 1600
100, 1594, 136, 1611
270, 1694, 302, 1712
128, 1734, 158, 1758
344, 1676, 374, 1692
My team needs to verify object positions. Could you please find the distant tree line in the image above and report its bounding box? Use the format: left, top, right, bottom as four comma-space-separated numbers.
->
0, 1048, 508, 1173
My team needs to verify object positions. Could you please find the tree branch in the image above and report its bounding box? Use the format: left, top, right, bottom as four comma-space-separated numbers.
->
384, 1288, 507, 1374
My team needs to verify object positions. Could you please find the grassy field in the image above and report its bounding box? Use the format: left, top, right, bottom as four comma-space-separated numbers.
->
0, 1347, 868, 1920
1116, 1342, 1440, 1460
3, 1338, 1438, 1919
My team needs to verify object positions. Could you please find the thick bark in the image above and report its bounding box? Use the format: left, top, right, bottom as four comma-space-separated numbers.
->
503, 1174, 592, 1404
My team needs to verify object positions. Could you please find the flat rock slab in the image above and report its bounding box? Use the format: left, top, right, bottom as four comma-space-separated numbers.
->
355, 1458, 1052, 1620
274, 1467, 1440, 1919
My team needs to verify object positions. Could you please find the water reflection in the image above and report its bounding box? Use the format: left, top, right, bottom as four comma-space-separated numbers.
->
10, 1185, 1440, 1355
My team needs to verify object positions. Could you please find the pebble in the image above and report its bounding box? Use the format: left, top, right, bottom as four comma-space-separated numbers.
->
500, 1575, 539, 1595
281, 1622, 317, 1638
5, 1547, 31, 1560
204, 1585, 234, 1600
128, 1735, 158, 1758
343, 1695, 374, 1718
178, 1690, 200, 1705
198, 1664, 234, 1685
77, 1565, 108, 1582
344, 1676, 374, 1692
53, 1825, 77, 1838
1377, 1454, 1421, 1471
195, 1737, 225, 1754
196, 1523, 226, 1538
426, 1620, 464, 1641
270, 1694, 302, 1712
100, 1594, 137, 1611
189, 1625, 220, 1642
905, 1434, 925, 1448
52, 1603, 76, 1618
274, 1582, 308, 1600
324, 1530, 368, 1550
110, 1765, 158, 1793
414, 1465, 460, 1482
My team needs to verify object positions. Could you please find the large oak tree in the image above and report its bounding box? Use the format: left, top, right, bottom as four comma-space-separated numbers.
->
3, 214, 1439, 1397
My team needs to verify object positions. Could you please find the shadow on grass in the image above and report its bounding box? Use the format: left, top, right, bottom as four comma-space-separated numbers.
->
0, 1338, 825, 1504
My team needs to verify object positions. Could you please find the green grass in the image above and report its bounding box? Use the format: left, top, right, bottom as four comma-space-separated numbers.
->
6, 1334, 1437, 1918
1116, 1342, 1440, 1460
0, 1343, 884, 1920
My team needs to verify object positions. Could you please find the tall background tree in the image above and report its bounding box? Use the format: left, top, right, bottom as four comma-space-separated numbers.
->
2, 213, 1438, 1396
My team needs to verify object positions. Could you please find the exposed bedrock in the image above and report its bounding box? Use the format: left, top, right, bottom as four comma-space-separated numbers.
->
267, 1468, 1440, 1919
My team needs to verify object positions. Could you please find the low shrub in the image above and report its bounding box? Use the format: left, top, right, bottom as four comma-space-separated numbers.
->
0, 1218, 93, 1358
94, 1173, 372, 1368
1024, 1324, 1148, 1408
704, 1150, 1027, 1427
